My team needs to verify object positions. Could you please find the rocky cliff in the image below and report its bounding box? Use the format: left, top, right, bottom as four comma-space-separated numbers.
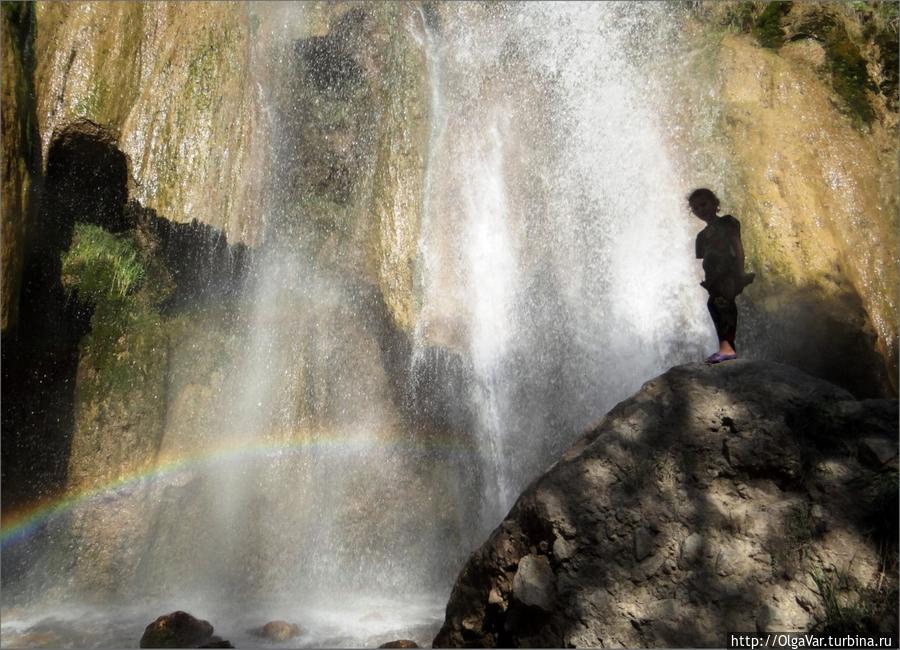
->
434, 361, 898, 647
32, 1, 267, 245
672, 1, 899, 395
0, 1, 448, 597
2, 2, 896, 372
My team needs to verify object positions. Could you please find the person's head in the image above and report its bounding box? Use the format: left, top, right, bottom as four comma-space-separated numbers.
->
688, 188, 720, 222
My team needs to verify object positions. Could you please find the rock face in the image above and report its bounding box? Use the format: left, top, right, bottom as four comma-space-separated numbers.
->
433, 361, 898, 647
672, 3, 900, 395
267, 3, 429, 332
32, 2, 267, 245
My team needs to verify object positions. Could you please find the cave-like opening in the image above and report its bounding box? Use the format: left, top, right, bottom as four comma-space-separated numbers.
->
1, 120, 128, 514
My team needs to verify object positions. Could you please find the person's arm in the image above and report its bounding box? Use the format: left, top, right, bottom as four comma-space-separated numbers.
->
730, 218, 745, 271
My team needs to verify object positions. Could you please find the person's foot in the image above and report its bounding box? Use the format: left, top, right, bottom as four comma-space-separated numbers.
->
706, 352, 737, 364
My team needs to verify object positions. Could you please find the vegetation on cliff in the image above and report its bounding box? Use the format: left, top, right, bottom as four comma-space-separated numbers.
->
62, 224, 147, 302
33, 2, 265, 244
715, 0, 897, 125
58, 221, 170, 494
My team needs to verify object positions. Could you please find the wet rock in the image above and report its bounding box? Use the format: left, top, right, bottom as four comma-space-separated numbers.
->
378, 641, 419, 648
254, 620, 303, 642
139, 611, 215, 648
433, 361, 898, 648
511, 554, 556, 611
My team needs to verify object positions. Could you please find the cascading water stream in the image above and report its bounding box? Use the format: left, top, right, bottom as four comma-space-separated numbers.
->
412, 2, 711, 538
460, 110, 520, 523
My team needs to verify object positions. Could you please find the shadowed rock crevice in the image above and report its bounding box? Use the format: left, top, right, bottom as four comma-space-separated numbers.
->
298, 9, 366, 99
45, 120, 129, 235
127, 201, 251, 310
1, 120, 250, 515
1, 1, 43, 334
741, 281, 893, 399
1, 120, 125, 513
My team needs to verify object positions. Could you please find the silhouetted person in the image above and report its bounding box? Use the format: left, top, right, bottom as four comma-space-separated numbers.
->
689, 188, 754, 364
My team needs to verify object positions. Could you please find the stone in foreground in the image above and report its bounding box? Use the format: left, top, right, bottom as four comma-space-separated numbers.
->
140, 611, 223, 648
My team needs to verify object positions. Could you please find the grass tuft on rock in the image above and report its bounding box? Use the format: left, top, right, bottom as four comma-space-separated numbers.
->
811, 567, 898, 638
752, 1, 792, 49
61, 223, 145, 302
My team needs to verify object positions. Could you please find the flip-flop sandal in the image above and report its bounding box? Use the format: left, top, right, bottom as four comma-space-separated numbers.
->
706, 352, 737, 365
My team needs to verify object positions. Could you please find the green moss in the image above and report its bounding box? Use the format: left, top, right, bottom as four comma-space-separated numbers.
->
61, 224, 145, 302
61, 223, 174, 401
185, 21, 239, 115
78, 300, 167, 400
187, 36, 220, 112
752, 1, 792, 49
73, 76, 109, 120
793, 10, 876, 125
826, 24, 875, 124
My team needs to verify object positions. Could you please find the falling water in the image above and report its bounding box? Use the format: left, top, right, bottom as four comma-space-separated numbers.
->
414, 2, 710, 532
3, 3, 717, 647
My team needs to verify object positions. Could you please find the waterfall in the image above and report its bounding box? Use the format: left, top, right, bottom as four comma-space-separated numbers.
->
413, 2, 710, 535
2, 3, 717, 647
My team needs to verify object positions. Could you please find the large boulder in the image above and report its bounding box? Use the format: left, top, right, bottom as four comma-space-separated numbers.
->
434, 361, 898, 647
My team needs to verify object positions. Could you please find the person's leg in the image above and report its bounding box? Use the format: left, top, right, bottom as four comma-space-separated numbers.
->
707, 295, 737, 357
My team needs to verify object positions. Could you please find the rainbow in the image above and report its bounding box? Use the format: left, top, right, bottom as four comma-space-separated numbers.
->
1, 432, 474, 549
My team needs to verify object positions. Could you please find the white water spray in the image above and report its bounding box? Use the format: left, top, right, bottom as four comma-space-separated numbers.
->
414, 2, 710, 532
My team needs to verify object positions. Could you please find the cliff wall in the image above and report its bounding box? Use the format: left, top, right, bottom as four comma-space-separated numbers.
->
673, 1, 899, 394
